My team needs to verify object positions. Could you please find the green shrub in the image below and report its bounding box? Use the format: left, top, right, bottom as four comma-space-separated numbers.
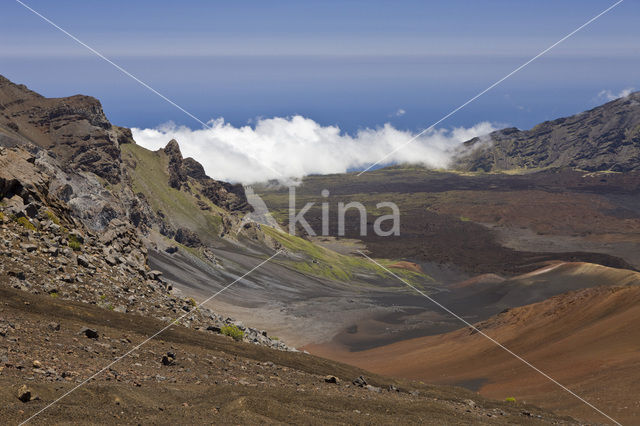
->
46, 210, 61, 225
13, 216, 36, 231
220, 325, 244, 341
68, 234, 82, 251
186, 297, 197, 307
505, 397, 516, 403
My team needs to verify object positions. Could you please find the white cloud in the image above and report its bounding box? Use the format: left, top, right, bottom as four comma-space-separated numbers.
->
393, 108, 406, 117
598, 87, 635, 101
132, 117, 496, 184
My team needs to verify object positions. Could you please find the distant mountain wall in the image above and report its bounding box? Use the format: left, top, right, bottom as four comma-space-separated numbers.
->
454, 92, 640, 172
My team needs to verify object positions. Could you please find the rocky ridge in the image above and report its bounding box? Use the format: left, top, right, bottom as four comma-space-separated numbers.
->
0, 144, 290, 351
455, 91, 640, 172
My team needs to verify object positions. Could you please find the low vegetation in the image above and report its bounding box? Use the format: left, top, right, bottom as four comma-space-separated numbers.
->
121, 143, 224, 239
68, 234, 82, 251
13, 215, 36, 231
262, 226, 429, 285
220, 325, 244, 341
45, 210, 61, 225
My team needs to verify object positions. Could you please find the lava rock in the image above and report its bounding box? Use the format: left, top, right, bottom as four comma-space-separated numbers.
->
80, 328, 99, 339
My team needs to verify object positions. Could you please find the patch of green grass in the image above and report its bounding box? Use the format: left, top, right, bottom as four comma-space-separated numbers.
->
220, 325, 244, 341
262, 226, 429, 285
45, 210, 61, 225
68, 234, 82, 251
505, 397, 516, 403
100, 294, 107, 300
459, 216, 471, 222
121, 143, 225, 239
107, 304, 114, 311
13, 216, 36, 231
49, 291, 59, 298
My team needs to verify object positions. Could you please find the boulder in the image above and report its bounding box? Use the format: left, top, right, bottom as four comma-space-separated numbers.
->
324, 375, 340, 384
17, 384, 33, 402
80, 328, 99, 339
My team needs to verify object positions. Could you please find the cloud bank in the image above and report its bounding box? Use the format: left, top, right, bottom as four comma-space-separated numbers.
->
132, 117, 495, 184
598, 87, 635, 102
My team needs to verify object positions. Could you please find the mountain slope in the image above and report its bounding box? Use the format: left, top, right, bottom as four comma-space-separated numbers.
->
455, 92, 640, 172
0, 284, 573, 425
308, 273, 640, 424
0, 75, 133, 184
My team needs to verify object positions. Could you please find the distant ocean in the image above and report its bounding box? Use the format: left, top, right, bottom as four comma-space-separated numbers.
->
3, 54, 638, 134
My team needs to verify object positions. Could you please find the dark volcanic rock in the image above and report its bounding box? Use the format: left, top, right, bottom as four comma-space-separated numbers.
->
161, 139, 251, 212
182, 157, 208, 180
163, 139, 187, 189
174, 227, 201, 247
81, 328, 99, 339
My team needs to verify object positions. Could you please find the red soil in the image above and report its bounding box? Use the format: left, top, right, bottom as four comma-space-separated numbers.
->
307, 283, 640, 424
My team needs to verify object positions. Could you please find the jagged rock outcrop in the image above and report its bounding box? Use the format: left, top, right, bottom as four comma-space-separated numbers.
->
455, 91, 640, 172
163, 139, 187, 190
160, 139, 251, 212
174, 227, 201, 247
0, 144, 291, 351
0, 75, 130, 184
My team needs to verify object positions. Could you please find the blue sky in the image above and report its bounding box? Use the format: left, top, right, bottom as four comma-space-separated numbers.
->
0, 1, 638, 181
1, 0, 637, 131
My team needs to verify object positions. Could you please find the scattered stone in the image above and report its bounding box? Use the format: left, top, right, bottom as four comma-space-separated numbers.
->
147, 270, 163, 281
17, 384, 33, 402
24, 203, 39, 218
324, 375, 340, 384
365, 385, 381, 393
48, 322, 61, 331
81, 328, 99, 339
352, 376, 367, 387
162, 352, 176, 366
76, 255, 91, 268
32, 360, 42, 369
8, 271, 26, 280
20, 243, 37, 252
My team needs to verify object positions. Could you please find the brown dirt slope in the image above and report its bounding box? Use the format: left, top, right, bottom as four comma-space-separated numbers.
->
0, 285, 574, 425
308, 278, 640, 424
